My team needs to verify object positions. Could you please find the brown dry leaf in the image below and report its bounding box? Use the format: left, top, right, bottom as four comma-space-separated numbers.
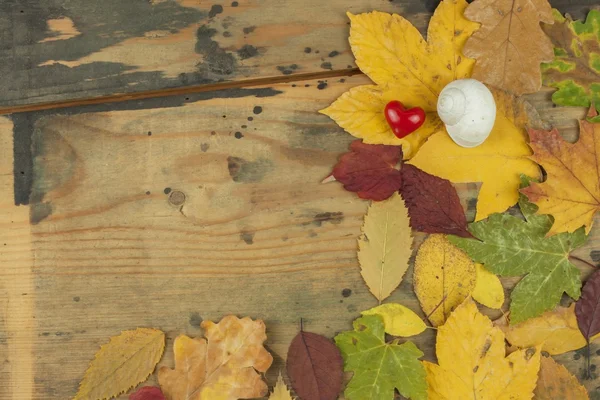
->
463, 0, 555, 95
158, 316, 273, 400
75, 328, 165, 400
535, 356, 589, 399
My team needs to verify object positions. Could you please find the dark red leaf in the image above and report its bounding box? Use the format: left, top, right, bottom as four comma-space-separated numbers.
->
332, 140, 403, 201
576, 270, 600, 340
400, 164, 472, 238
129, 386, 165, 400
286, 331, 343, 400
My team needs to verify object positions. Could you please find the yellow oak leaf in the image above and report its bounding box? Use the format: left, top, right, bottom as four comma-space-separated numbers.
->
320, 0, 478, 158
269, 373, 294, 400
521, 107, 600, 235
472, 263, 504, 309
424, 298, 541, 399
494, 304, 600, 355
74, 328, 165, 400
361, 303, 427, 337
158, 316, 273, 400
535, 356, 589, 400
409, 90, 541, 220
358, 193, 413, 303
414, 234, 476, 326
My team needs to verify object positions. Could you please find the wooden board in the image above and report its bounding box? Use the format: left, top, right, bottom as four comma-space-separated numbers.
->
1, 0, 597, 109
2, 74, 600, 398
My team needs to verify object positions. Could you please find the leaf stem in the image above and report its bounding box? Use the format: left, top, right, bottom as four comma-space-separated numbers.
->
569, 255, 598, 270
586, 340, 592, 380
426, 294, 449, 320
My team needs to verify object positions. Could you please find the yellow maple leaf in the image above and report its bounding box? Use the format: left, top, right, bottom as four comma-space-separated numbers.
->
269, 373, 294, 400
424, 298, 541, 399
494, 304, 599, 355
535, 356, 589, 400
413, 234, 476, 326
358, 193, 413, 303
75, 328, 165, 400
522, 107, 600, 235
472, 263, 504, 309
361, 303, 427, 337
409, 90, 540, 220
158, 316, 273, 400
320, 0, 478, 158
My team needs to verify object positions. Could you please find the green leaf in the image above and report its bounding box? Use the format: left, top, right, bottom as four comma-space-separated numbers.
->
449, 191, 587, 324
541, 9, 600, 115
334, 315, 427, 400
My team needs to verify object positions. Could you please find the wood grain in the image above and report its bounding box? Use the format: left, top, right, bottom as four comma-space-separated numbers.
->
3, 0, 596, 109
1, 74, 599, 398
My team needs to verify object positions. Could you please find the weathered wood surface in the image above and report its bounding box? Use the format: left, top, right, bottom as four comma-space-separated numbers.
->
0, 0, 597, 109
1, 74, 599, 399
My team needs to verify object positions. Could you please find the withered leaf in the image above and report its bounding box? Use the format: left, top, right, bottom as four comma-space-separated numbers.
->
287, 331, 343, 400
400, 164, 472, 238
129, 386, 166, 400
576, 270, 600, 341
463, 0, 555, 95
535, 356, 589, 399
332, 140, 402, 201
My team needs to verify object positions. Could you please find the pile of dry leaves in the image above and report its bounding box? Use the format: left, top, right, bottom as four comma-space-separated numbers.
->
72, 0, 600, 398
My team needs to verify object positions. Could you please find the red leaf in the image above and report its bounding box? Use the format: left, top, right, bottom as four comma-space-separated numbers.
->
576, 270, 600, 340
286, 331, 343, 400
332, 140, 403, 201
129, 386, 165, 400
400, 164, 472, 238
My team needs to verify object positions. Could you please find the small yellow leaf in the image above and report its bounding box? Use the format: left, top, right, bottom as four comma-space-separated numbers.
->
320, 0, 478, 158
358, 193, 413, 303
535, 356, 589, 399
74, 328, 165, 400
361, 303, 427, 337
494, 304, 599, 355
414, 234, 476, 326
409, 90, 541, 220
472, 263, 504, 309
269, 373, 294, 400
424, 299, 541, 399
158, 316, 273, 400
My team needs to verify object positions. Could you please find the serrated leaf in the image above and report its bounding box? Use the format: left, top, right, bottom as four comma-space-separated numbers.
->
542, 9, 600, 114
331, 140, 403, 201
535, 356, 589, 399
494, 304, 592, 355
269, 374, 294, 400
75, 328, 165, 400
319, 0, 478, 158
158, 316, 273, 400
521, 107, 600, 235
400, 164, 472, 238
414, 234, 476, 326
463, 0, 554, 95
449, 194, 587, 324
334, 315, 427, 400
286, 331, 343, 400
129, 386, 165, 400
408, 90, 541, 221
472, 263, 504, 309
424, 299, 541, 399
358, 193, 413, 302
361, 303, 427, 337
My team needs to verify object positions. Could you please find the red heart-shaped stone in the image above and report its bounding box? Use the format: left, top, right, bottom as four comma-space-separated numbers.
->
384, 101, 426, 139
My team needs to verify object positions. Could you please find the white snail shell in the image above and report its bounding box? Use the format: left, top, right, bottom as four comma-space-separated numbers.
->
437, 79, 496, 148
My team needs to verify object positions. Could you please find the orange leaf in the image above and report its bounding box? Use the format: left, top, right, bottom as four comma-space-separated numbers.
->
463, 0, 554, 95
535, 356, 589, 399
158, 316, 273, 400
521, 107, 600, 235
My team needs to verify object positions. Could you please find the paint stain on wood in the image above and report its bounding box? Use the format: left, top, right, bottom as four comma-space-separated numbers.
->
227, 156, 273, 183
240, 230, 255, 245
312, 212, 344, 227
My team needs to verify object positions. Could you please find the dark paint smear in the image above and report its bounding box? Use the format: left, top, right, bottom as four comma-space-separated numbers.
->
227, 156, 273, 183
164, 187, 172, 194
342, 288, 352, 297
253, 106, 262, 114
12, 86, 282, 221
313, 212, 344, 227
317, 82, 328, 90
208, 4, 224, 18
0, 1, 205, 106
329, 51, 339, 57
243, 26, 256, 34
591, 251, 600, 263
240, 230, 255, 244
231, 1, 239, 6
189, 312, 202, 327
234, 132, 243, 139
200, 143, 210, 152
276, 64, 299, 75
237, 44, 259, 60
321, 62, 333, 70
195, 25, 237, 75
304, 47, 312, 53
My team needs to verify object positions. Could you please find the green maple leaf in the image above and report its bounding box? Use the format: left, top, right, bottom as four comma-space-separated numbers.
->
449, 177, 588, 324
541, 9, 600, 120
334, 315, 427, 400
